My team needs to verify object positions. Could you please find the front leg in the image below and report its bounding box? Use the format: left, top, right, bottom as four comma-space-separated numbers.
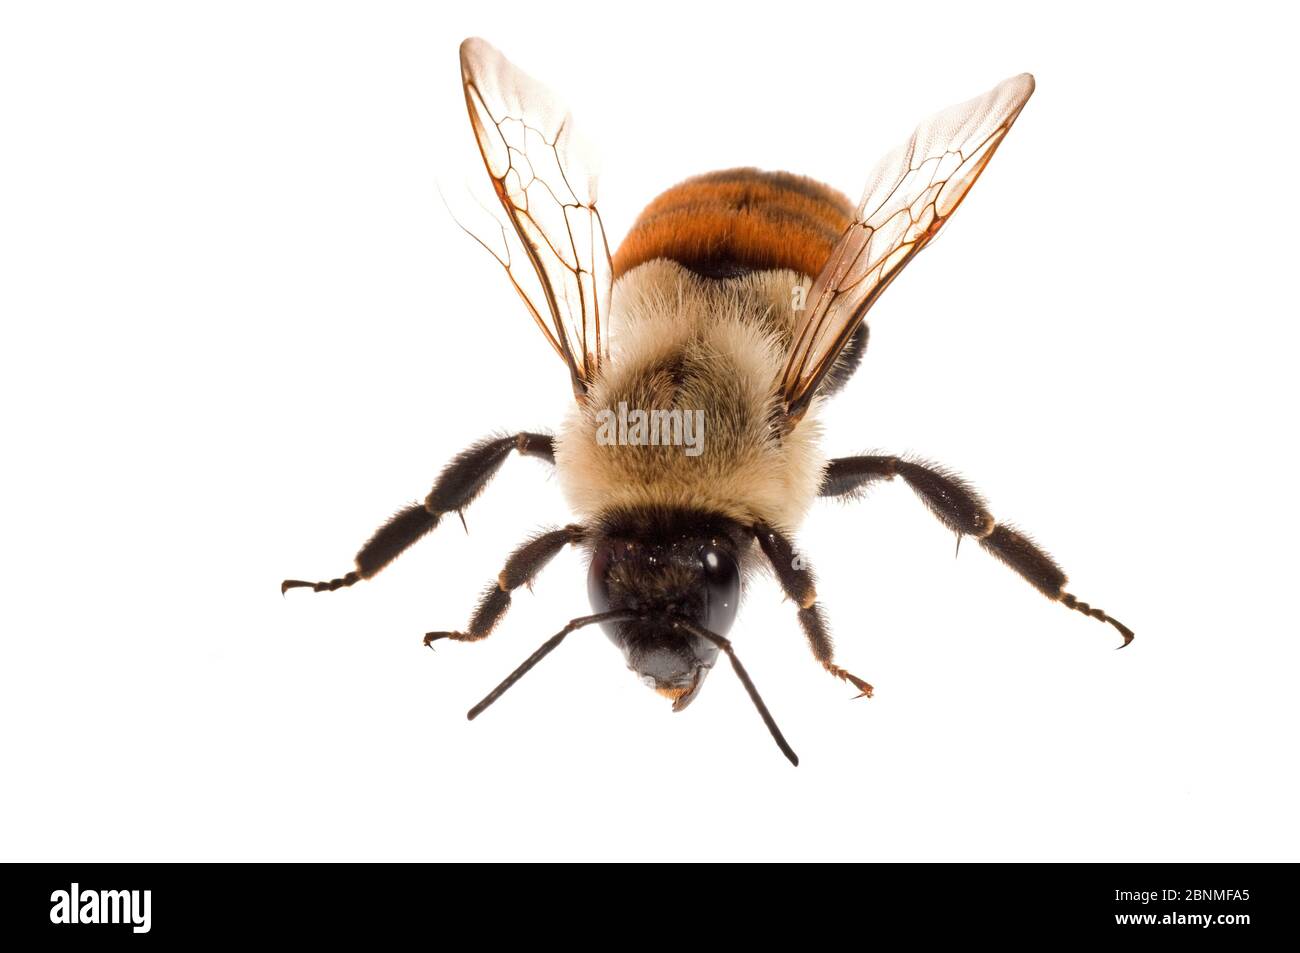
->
282, 432, 554, 594
821, 455, 1133, 646
425, 524, 586, 646
752, 523, 874, 699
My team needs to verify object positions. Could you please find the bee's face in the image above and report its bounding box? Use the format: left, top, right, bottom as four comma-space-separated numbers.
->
586, 531, 742, 709
614, 621, 719, 709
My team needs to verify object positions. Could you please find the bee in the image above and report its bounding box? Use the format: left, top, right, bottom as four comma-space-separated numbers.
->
283, 38, 1132, 765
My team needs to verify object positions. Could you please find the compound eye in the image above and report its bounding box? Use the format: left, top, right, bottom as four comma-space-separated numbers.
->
700, 545, 740, 635
587, 542, 614, 615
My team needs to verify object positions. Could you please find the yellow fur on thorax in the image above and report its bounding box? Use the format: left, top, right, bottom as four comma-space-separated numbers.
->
554, 259, 826, 532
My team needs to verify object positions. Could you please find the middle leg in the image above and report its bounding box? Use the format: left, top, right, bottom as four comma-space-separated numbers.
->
820, 454, 1133, 645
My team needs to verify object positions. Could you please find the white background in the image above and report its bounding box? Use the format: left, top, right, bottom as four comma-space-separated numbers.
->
2, 1, 1297, 862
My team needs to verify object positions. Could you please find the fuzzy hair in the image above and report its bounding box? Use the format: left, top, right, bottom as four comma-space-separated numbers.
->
554, 259, 827, 532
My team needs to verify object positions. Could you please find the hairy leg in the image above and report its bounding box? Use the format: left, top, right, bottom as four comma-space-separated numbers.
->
752, 523, 874, 697
282, 432, 554, 594
821, 454, 1133, 645
424, 524, 586, 646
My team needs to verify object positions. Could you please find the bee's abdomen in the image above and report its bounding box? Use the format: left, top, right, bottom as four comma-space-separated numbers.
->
612, 169, 853, 281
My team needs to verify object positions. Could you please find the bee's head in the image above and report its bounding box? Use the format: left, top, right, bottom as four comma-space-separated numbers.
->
464, 507, 797, 765
585, 509, 746, 709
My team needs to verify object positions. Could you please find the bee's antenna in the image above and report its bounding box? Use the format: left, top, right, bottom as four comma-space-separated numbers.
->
466, 610, 637, 720
670, 618, 800, 767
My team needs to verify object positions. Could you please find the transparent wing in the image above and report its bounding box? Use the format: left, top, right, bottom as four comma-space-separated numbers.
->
460, 37, 613, 399
781, 73, 1035, 425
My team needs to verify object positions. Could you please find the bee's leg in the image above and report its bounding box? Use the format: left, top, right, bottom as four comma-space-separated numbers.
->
819, 455, 1133, 646
752, 523, 874, 698
281, 432, 555, 594
424, 524, 586, 646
